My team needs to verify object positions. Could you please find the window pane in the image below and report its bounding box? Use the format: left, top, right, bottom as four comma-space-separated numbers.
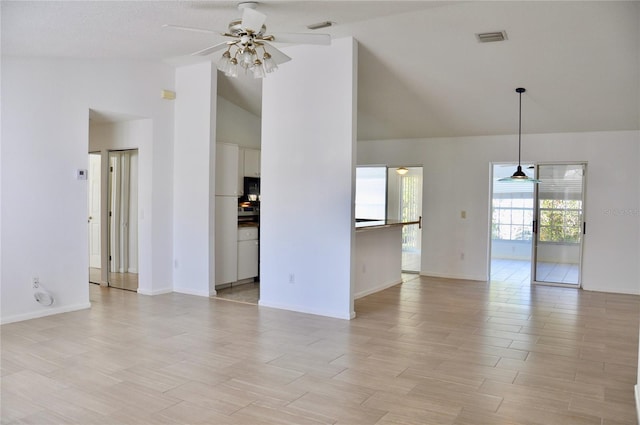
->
355, 167, 387, 219
511, 209, 524, 224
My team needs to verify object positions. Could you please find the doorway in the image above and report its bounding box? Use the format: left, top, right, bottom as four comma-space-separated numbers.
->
490, 162, 586, 287
387, 167, 423, 273
108, 149, 139, 291
490, 163, 535, 283
88, 152, 102, 284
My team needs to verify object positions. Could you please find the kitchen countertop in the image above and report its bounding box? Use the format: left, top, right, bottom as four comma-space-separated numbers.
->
355, 218, 421, 231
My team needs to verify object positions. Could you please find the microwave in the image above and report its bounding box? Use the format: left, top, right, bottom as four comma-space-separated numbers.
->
243, 177, 260, 201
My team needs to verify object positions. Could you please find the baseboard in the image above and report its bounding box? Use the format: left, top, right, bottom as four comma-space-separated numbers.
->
1, 302, 91, 325
137, 287, 173, 296
258, 299, 353, 320
420, 271, 487, 282
354, 279, 402, 300
172, 287, 215, 297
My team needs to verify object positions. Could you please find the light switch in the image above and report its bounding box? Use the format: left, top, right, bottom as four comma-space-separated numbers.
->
461, 210, 466, 219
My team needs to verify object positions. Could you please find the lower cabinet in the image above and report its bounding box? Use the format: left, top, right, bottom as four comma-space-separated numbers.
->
237, 226, 259, 281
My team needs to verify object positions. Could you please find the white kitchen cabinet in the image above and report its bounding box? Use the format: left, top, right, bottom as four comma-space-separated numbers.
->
237, 226, 259, 280
215, 196, 238, 286
237, 150, 244, 196
215, 143, 239, 196
243, 149, 261, 177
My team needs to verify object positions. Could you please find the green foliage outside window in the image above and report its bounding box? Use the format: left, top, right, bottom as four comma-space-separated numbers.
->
538, 199, 582, 243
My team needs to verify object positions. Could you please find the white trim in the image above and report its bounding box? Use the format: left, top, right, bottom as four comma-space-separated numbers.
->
137, 287, 173, 296
258, 300, 354, 320
1, 303, 91, 325
635, 384, 640, 425
420, 271, 487, 282
354, 279, 402, 299
172, 287, 214, 297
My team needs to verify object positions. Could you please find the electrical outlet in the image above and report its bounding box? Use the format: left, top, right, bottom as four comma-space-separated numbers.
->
460, 253, 465, 260
32, 277, 39, 288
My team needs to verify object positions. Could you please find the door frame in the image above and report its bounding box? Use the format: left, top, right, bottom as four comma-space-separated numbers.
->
531, 161, 587, 288
107, 148, 139, 291
488, 161, 536, 282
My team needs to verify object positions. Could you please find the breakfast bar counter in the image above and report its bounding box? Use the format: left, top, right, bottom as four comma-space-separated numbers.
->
354, 218, 421, 299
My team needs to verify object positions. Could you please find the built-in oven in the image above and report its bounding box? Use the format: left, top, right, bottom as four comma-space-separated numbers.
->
238, 204, 259, 224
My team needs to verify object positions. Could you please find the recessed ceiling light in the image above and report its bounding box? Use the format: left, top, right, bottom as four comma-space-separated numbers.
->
476, 31, 508, 43
307, 21, 333, 30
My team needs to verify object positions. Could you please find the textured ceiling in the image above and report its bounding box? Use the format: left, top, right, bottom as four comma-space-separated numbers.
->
3, 1, 639, 140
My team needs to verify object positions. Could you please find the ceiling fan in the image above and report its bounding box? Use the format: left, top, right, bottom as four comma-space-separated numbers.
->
163, 1, 331, 78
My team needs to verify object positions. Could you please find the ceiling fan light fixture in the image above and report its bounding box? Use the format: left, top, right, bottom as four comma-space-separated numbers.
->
225, 57, 239, 78
498, 87, 540, 184
262, 51, 278, 73
252, 59, 265, 78
217, 50, 232, 73
167, 2, 330, 79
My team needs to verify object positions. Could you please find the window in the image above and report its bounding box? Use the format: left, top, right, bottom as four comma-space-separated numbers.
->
355, 167, 387, 219
538, 199, 583, 243
491, 194, 534, 241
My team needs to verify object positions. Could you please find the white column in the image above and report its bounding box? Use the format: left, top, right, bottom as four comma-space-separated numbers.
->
173, 62, 217, 296
259, 37, 358, 319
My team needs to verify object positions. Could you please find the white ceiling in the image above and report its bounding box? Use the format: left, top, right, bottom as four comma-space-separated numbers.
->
3, 1, 639, 140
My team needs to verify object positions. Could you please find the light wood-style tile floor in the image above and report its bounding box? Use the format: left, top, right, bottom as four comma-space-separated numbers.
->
2, 275, 639, 424
491, 259, 581, 285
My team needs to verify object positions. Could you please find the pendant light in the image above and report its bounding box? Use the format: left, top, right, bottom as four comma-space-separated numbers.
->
499, 88, 540, 183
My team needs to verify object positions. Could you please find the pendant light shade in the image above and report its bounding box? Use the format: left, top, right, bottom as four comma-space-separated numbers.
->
498, 88, 540, 183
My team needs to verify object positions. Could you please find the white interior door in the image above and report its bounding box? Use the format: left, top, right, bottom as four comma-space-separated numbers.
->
88, 153, 101, 269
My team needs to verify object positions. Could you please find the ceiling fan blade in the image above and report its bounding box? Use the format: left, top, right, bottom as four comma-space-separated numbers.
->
269, 32, 331, 46
162, 24, 218, 35
241, 7, 267, 32
192, 42, 230, 57
261, 42, 292, 65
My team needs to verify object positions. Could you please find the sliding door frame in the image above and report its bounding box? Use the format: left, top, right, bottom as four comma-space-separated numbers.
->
531, 161, 587, 288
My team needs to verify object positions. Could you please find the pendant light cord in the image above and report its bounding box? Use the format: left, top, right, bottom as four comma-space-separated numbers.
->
516, 87, 525, 168
518, 89, 522, 167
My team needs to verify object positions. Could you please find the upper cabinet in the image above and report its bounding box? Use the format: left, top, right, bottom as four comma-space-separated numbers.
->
243, 149, 261, 177
215, 143, 239, 197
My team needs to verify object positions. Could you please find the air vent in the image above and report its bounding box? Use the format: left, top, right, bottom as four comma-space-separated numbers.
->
476, 31, 507, 43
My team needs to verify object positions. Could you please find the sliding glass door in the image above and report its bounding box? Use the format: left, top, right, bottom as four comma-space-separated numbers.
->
532, 163, 586, 286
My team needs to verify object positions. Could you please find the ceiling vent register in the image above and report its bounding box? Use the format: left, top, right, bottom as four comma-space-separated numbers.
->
476, 31, 508, 43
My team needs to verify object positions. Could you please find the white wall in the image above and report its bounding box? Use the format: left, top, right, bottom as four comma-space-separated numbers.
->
358, 130, 640, 294
260, 37, 358, 319
216, 95, 261, 149
1, 57, 175, 323
173, 62, 217, 297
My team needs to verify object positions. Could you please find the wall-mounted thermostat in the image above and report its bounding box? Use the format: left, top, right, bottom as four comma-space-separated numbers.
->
77, 169, 88, 180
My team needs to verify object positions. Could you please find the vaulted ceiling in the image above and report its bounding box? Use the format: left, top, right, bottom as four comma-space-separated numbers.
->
3, 1, 639, 140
